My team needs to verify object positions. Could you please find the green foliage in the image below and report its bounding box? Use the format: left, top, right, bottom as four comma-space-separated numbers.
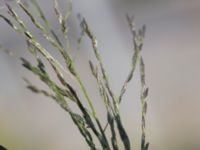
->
0, 0, 149, 149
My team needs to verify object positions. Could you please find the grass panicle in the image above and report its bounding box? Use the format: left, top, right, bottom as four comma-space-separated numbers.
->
0, 1, 149, 150
80, 17, 131, 150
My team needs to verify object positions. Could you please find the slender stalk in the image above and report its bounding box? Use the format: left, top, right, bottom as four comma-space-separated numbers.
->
20, 0, 98, 120
80, 18, 131, 150
118, 15, 146, 104
30, 0, 63, 47
4, 2, 110, 149
89, 60, 119, 150
54, 0, 72, 51
140, 57, 149, 150
21, 58, 97, 149
80, 18, 119, 112
0, 1, 150, 149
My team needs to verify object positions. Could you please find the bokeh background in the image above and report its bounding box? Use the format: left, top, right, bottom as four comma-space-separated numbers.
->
0, 0, 200, 149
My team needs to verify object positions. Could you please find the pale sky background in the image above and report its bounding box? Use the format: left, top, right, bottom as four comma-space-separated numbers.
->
0, 0, 200, 150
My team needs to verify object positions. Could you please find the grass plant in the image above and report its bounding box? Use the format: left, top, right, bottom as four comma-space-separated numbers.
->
0, 0, 149, 149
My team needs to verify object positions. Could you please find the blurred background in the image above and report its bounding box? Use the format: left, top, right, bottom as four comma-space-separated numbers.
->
0, 0, 200, 149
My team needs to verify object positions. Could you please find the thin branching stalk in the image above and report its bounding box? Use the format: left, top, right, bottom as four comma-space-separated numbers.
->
18, 1, 103, 131
30, 0, 63, 47
21, 57, 98, 149
54, 0, 72, 51
1, 3, 108, 149
80, 19, 119, 111
89, 60, 119, 150
126, 14, 149, 150
80, 18, 131, 150
2, 3, 72, 82
118, 15, 146, 104
0, 1, 150, 149
140, 57, 149, 150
